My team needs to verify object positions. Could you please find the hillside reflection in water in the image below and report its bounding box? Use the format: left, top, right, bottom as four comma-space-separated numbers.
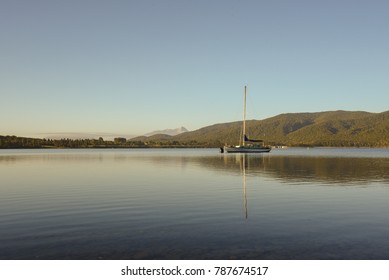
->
121, 149, 389, 185
1, 148, 389, 260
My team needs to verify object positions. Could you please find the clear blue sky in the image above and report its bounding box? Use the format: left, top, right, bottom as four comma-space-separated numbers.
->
1, 0, 388, 137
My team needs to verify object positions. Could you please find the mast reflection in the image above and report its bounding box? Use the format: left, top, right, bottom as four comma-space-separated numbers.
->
237, 154, 249, 219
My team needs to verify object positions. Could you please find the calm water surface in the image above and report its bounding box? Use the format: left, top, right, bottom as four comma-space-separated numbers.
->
1, 148, 389, 259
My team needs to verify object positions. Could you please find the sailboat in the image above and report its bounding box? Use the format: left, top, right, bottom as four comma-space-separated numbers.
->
221, 86, 271, 153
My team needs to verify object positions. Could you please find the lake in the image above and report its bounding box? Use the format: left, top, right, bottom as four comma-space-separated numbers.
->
1, 148, 389, 260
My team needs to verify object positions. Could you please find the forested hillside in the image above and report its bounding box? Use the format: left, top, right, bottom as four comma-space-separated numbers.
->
139, 110, 389, 147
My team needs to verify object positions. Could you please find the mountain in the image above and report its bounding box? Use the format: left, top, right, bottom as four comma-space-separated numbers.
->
2, 111, 389, 148
133, 111, 389, 147
143, 127, 189, 137
37, 132, 136, 141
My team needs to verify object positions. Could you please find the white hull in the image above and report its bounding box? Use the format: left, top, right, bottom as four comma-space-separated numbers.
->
223, 146, 271, 153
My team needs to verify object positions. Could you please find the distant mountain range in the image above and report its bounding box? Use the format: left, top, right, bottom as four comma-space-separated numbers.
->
38, 132, 136, 141
143, 126, 189, 137
24, 127, 188, 141
130, 110, 389, 147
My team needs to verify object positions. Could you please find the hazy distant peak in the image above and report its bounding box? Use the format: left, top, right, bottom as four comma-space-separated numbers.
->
38, 132, 136, 141
144, 127, 189, 137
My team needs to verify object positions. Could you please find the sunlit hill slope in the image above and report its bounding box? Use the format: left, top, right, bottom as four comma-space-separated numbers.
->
132, 110, 389, 147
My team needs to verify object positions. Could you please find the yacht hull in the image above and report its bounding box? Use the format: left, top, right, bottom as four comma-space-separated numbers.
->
222, 146, 271, 153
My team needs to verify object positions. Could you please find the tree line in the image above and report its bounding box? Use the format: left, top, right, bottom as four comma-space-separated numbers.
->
0, 135, 213, 149
1, 133, 387, 149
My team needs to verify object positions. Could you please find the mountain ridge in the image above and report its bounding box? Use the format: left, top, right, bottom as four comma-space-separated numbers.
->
131, 110, 389, 147
2, 110, 388, 148
143, 126, 188, 137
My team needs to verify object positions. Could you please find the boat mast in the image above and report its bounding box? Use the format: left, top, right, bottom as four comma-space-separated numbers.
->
242, 85, 247, 146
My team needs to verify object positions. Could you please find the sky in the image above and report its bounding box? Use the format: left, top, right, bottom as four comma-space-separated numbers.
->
1, 0, 388, 137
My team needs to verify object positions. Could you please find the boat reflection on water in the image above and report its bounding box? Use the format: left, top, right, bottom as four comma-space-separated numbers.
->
240, 154, 248, 220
